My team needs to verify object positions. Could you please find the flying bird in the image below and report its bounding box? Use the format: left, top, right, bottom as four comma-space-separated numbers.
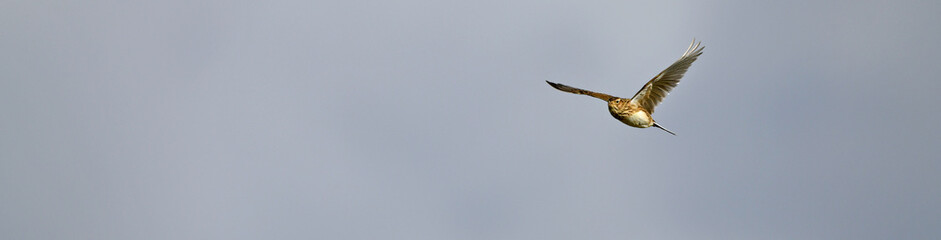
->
546, 40, 704, 135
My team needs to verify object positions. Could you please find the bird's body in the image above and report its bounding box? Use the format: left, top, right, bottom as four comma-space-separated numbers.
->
546, 40, 704, 135
608, 99, 653, 128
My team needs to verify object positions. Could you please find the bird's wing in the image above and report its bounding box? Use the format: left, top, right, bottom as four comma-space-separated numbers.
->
546, 81, 616, 101
629, 40, 704, 113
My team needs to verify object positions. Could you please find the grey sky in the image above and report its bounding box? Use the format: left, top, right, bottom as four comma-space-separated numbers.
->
2, 0, 940, 239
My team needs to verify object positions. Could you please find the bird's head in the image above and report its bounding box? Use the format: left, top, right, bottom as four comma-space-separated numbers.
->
607, 98, 628, 109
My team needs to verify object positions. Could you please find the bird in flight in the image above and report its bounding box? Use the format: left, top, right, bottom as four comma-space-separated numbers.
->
546, 40, 704, 135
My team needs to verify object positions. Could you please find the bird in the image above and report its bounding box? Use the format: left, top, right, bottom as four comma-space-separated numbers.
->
546, 39, 704, 135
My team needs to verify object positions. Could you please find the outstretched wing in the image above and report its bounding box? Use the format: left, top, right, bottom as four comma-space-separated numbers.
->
546, 81, 616, 101
629, 40, 704, 113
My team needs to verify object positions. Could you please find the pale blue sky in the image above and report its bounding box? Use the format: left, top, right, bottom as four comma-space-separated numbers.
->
2, 1, 940, 239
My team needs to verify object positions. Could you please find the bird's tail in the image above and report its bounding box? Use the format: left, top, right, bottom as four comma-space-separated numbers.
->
652, 123, 676, 135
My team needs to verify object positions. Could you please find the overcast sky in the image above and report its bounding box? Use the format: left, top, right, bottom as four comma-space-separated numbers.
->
2, 0, 940, 239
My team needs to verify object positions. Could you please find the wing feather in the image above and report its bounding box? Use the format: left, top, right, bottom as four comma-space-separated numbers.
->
629, 40, 704, 113
546, 81, 616, 101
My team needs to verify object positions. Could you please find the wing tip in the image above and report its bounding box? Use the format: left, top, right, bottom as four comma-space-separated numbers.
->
546, 80, 564, 88
685, 38, 705, 57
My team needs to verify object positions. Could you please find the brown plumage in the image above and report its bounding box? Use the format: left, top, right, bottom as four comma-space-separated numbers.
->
546, 40, 704, 135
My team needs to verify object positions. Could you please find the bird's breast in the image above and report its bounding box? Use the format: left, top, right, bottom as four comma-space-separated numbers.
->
610, 108, 653, 128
